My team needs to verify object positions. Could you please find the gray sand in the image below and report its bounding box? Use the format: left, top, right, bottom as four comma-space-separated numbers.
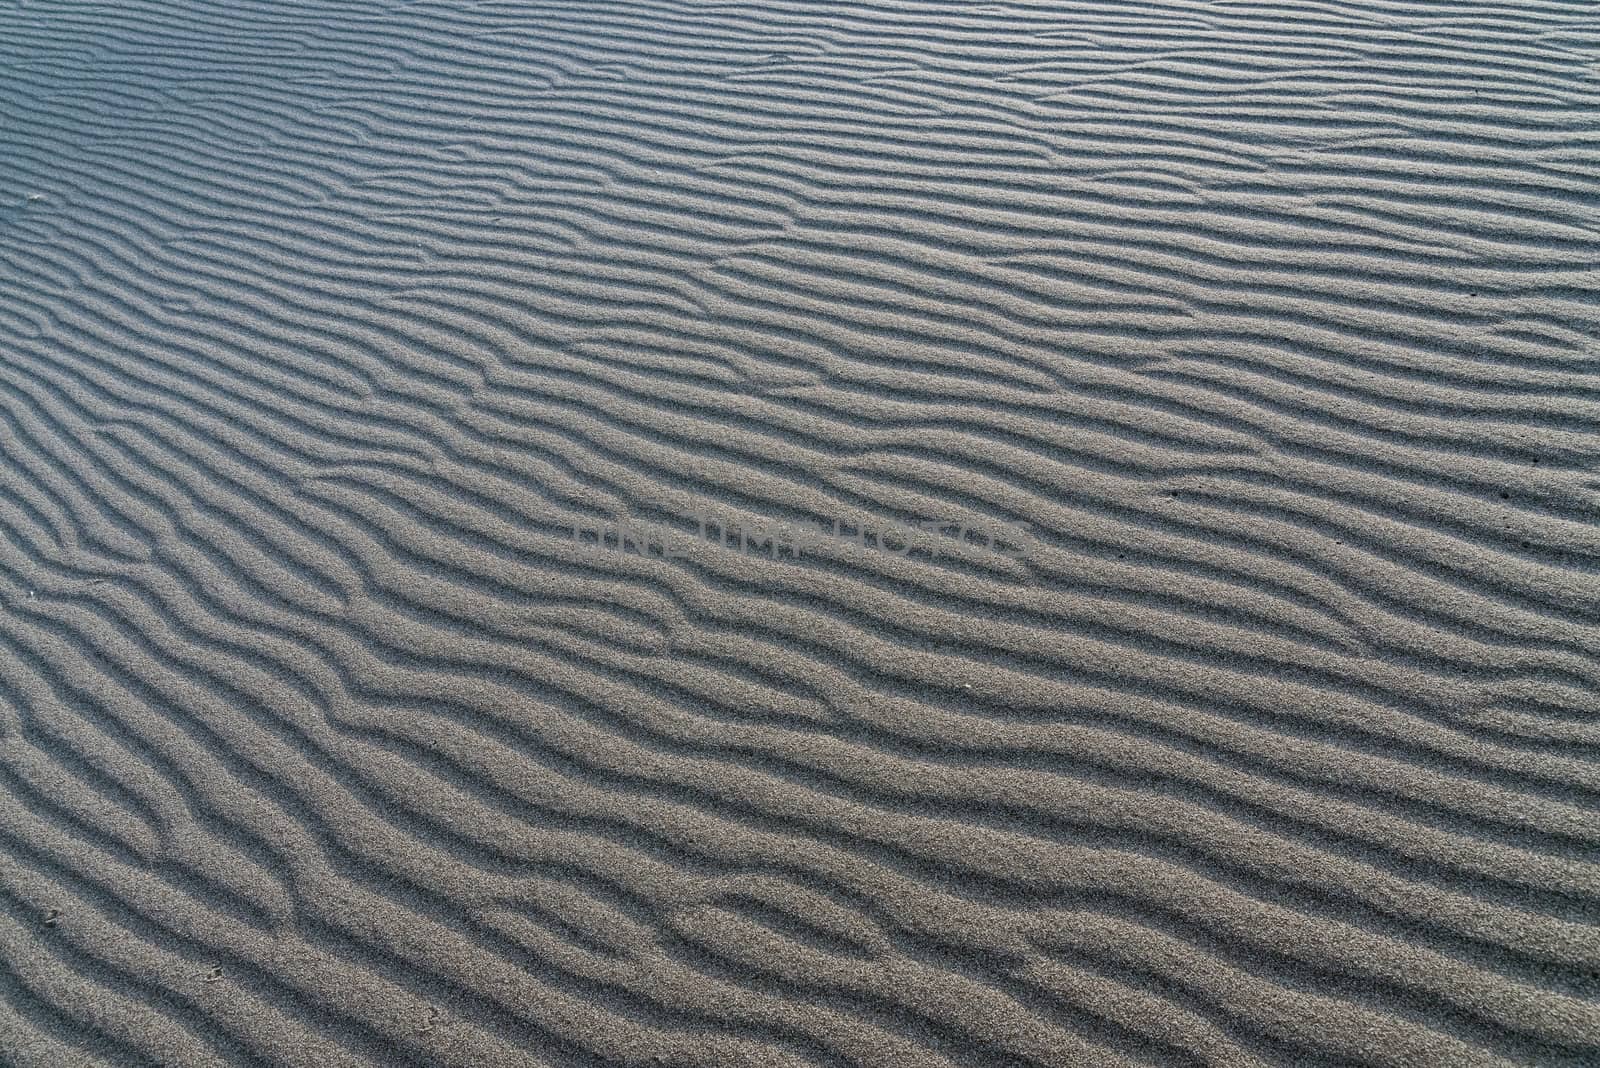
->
0, 0, 1597, 1065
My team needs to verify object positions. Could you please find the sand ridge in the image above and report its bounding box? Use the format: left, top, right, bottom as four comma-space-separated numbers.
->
0, 0, 1598, 1065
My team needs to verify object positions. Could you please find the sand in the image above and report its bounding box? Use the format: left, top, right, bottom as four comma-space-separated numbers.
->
0, 0, 1597, 1065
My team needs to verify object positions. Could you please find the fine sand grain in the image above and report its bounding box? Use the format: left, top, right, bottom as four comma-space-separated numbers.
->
1, 1, 1598, 1065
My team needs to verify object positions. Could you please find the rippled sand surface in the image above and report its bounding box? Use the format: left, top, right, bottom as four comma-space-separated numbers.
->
1, 1, 1598, 1065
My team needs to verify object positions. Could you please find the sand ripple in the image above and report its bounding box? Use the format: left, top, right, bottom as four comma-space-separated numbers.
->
0, 0, 1597, 1064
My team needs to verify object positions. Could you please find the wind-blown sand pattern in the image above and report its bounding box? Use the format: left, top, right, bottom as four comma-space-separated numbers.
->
1, 0, 1598, 1064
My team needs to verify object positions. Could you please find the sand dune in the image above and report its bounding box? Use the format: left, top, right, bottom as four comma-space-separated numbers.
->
1, 0, 1598, 1064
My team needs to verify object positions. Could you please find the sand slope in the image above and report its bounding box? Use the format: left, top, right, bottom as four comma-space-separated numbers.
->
1, 0, 1598, 1065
